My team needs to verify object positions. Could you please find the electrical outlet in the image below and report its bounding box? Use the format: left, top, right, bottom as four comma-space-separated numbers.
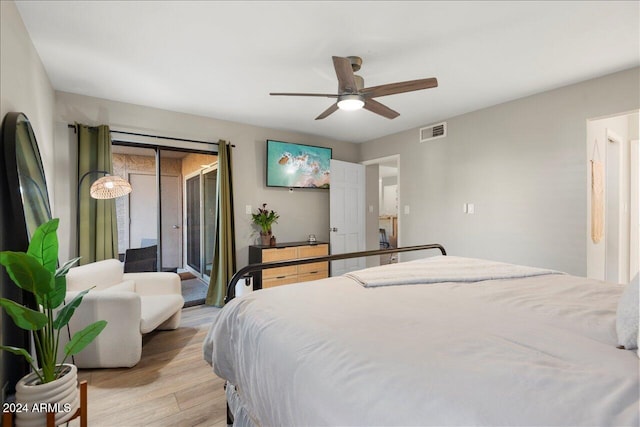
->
245, 205, 252, 215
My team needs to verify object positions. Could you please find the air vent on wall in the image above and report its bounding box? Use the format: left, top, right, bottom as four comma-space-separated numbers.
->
419, 122, 447, 142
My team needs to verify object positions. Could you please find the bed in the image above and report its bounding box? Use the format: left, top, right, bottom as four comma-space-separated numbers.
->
204, 255, 639, 427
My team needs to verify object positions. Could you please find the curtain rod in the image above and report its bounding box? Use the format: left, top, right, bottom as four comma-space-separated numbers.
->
66, 124, 234, 147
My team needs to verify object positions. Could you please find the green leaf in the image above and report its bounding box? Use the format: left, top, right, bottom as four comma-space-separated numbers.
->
46, 255, 79, 310
64, 320, 107, 356
53, 287, 91, 329
0, 345, 34, 365
27, 218, 59, 274
0, 299, 47, 330
55, 257, 81, 278
0, 252, 53, 298
45, 276, 67, 309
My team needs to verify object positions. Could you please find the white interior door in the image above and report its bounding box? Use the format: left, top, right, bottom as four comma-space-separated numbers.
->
129, 174, 157, 248
330, 159, 366, 276
630, 139, 639, 281
161, 175, 182, 269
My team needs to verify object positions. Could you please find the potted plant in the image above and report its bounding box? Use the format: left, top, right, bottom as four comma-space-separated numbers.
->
251, 203, 279, 246
0, 218, 107, 426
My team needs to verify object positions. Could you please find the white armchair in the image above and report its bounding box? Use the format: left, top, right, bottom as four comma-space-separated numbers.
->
59, 259, 184, 368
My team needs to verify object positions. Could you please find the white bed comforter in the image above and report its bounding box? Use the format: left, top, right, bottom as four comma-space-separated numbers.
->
345, 256, 561, 287
205, 258, 639, 427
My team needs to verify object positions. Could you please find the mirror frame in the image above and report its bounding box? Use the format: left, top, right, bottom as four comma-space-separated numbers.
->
0, 111, 51, 396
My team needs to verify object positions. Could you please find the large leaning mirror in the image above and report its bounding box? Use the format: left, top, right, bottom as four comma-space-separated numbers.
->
5, 112, 52, 238
1, 111, 52, 396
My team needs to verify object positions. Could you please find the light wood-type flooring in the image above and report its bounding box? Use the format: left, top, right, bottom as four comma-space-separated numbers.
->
68, 305, 226, 427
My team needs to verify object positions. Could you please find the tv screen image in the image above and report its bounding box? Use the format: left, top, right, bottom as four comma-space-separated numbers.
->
266, 140, 332, 189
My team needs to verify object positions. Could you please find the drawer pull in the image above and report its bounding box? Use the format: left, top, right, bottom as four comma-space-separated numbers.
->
309, 271, 318, 274
277, 276, 286, 279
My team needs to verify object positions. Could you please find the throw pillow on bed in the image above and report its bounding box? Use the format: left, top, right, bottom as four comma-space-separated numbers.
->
616, 273, 639, 350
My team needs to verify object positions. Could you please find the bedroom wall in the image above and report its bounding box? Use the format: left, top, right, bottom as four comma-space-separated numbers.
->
0, 0, 55, 206
53, 92, 359, 266
0, 0, 56, 401
359, 67, 640, 276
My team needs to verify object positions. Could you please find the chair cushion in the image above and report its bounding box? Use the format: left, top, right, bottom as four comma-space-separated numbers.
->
102, 280, 136, 293
140, 295, 184, 334
67, 259, 124, 291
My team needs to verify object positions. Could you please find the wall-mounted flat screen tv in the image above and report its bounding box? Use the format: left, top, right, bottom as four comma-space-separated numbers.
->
266, 140, 332, 189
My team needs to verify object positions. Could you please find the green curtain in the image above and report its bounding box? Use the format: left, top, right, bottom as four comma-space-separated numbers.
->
206, 140, 236, 306
77, 124, 119, 265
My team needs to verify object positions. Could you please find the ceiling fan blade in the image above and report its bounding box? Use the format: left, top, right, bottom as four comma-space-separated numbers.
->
361, 77, 438, 98
270, 92, 338, 98
332, 56, 358, 94
363, 99, 400, 119
315, 103, 339, 120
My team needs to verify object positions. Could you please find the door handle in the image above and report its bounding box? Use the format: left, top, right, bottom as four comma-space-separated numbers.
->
172, 225, 180, 229
329, 227, 338, 232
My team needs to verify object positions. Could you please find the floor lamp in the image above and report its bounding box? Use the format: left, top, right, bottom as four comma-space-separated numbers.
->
71, 170, 131, 363
76, 170, 132, 257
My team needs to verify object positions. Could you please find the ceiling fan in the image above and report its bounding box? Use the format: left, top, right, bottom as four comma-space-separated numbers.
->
270, 56, 438, 120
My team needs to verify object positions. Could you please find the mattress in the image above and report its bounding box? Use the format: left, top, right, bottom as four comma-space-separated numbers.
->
204, 257, 639, 426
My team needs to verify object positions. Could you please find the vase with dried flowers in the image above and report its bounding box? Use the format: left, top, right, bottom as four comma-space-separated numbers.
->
251, 203, 279, 245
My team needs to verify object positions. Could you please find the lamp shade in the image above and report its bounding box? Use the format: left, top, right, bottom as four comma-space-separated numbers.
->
89, 175, 132, 199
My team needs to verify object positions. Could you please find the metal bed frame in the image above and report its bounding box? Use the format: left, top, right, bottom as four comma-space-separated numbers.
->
222, 243, 447, 425
225, 243, 447, 303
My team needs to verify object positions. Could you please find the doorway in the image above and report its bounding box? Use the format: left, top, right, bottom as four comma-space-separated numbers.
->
112, 143, 217, 306
329, 159, 366, 276
586, 110, 640, 284
362, 155, 400, 266
185, 163, 218, 281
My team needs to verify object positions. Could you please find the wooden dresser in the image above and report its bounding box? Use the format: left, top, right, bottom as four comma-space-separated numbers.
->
248, 242, 329, 289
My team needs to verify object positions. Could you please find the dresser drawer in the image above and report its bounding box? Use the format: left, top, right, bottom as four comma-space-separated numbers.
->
262, 265, 297, 280
262, 247, 298, 262
298, 244, 329, 258
298, 261, 328, 274
298, 271, 329, 282
297, 244, 329, 274
261, 247, 298, 279
263, 276, 299, 288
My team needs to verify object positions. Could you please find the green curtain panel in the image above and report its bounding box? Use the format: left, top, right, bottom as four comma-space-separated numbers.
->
77, 124, 119, 265
206, 140, 236, 306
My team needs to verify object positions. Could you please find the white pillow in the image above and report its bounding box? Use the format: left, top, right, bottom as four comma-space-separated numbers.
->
616, 274, 639, 350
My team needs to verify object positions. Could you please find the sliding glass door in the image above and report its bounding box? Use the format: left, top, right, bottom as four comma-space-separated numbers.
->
203, 167, 217, 278
185, 164, 218, 281
112, 143, 217, 276
186, 174, 201, 273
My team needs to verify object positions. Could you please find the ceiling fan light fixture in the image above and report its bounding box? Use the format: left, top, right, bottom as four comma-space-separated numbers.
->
337, 94, 364, 111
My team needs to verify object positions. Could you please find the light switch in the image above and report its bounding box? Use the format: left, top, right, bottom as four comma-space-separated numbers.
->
467, 203, 475, 214
245, 205, 252, 215
404, 205, 410, 215
463, 203, 468, 213
369, 205, 374, 213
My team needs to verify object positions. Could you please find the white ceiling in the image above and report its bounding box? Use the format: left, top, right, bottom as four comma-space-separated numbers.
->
15, 1, 639, 143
